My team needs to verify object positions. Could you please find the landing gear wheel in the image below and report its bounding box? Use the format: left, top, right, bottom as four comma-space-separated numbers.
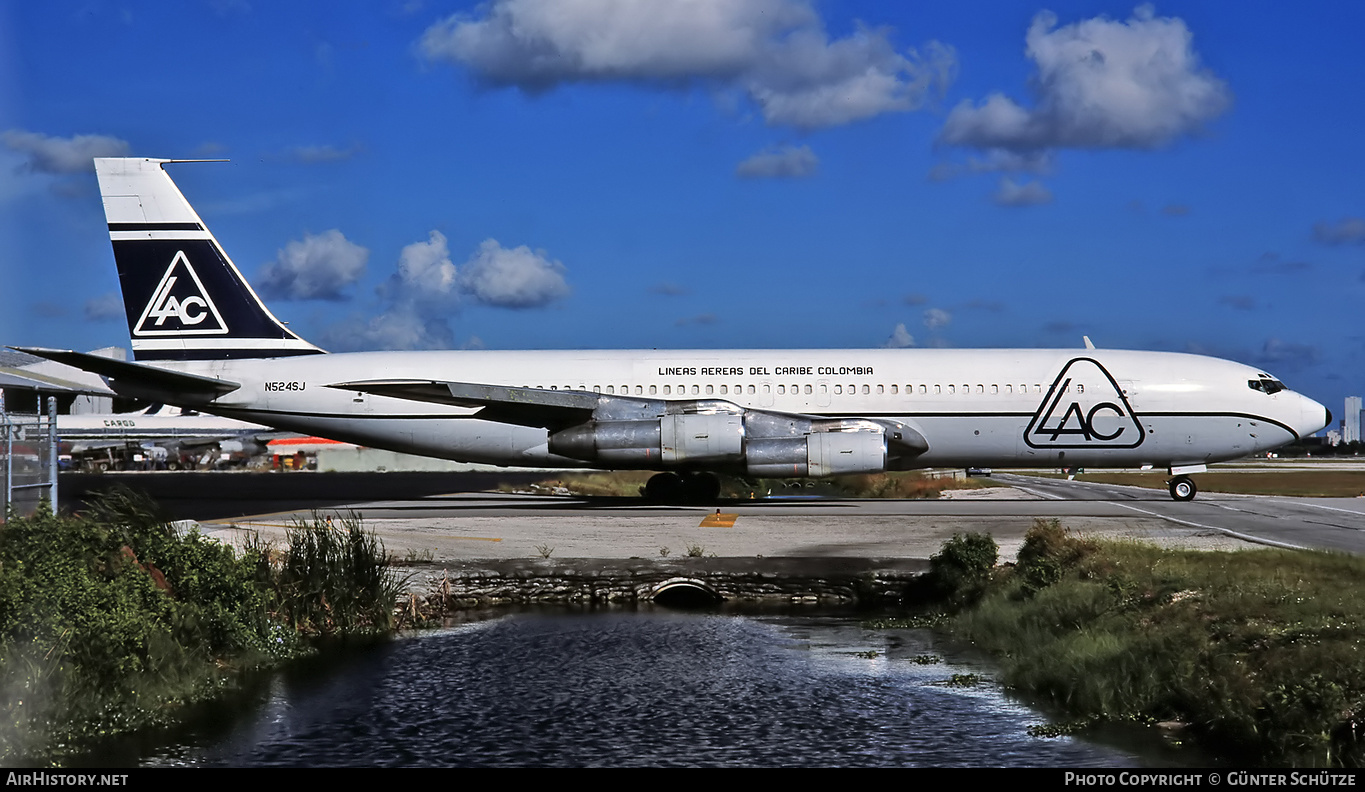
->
644, 472, 684, 502
682, 473, 722, 504
644, 472, 722, 504
1169, 476, 1197, 502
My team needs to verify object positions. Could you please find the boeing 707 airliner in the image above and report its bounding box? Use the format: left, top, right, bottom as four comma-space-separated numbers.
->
16, 158, 1332, 501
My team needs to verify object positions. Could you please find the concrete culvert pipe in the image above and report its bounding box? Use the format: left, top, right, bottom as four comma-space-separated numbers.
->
650, 578, 724, 608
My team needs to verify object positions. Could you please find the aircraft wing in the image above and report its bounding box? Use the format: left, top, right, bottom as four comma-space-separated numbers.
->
329, 379, 642, 431
329, 378, 930, 456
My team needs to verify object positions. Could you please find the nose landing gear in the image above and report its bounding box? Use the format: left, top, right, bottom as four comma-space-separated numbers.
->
1168, 475, 1197, 501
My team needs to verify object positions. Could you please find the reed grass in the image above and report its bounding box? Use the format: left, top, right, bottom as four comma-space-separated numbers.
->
258, 512, 405, 636
935, 519, 1365, 766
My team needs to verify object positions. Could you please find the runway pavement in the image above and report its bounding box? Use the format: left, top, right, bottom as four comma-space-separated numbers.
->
68, 469, 1365, 562
182, 471, 1365, 564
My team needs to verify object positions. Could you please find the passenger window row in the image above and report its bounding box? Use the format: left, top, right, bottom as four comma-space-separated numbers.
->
518, 382, 1070, 397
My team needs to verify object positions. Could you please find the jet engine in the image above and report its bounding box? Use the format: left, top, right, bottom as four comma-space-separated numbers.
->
547, 400, 913, 477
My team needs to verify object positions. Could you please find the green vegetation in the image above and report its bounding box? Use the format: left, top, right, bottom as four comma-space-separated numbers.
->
920, 532, 999, 605
0, 490, 401, 765
922, 519, 1365, 766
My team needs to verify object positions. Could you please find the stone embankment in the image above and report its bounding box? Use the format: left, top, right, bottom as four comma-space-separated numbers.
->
402, 557, 929, 612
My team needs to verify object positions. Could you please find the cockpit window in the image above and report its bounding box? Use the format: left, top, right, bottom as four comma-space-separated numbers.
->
1248, 377, 1288, 395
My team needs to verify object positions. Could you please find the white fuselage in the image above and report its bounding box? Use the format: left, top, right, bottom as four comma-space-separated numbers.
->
156, 346, 1327, 472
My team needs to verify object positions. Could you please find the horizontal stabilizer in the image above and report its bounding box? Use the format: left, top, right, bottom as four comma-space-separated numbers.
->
11, 347, 240, 399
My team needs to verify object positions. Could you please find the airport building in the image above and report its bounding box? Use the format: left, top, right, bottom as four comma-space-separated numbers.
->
1346, 396, 1363, 444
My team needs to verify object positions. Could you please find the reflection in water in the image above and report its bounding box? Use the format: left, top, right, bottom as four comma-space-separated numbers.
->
142, 611, 1143, 767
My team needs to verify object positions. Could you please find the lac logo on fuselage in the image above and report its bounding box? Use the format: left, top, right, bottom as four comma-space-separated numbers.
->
1023, 357, 1145, 449
133, 250, 228, 336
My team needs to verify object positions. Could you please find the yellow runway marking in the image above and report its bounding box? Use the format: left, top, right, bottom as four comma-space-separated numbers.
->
700, 512, 738, 528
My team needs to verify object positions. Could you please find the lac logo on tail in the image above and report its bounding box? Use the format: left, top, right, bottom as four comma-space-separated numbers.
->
133, 250, 229, 336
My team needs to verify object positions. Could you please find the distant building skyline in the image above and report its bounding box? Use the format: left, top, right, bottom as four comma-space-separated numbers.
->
1345, 397, 1362, 444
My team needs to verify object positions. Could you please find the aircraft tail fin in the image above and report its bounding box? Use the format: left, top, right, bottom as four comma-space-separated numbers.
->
94, 158, 324, 361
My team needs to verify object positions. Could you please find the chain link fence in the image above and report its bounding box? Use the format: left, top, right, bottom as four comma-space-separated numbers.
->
1, 396, 58, 519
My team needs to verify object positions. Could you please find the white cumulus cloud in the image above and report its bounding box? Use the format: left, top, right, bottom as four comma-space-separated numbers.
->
923, 308, 951, 330
883, 323, 915, 348
258, 230, 369, 301
459, 238, 571, 308
735, 144, 819, 179
2, 130, 131, 174
419, 0, 955, 129
389, 230, 459, 300
325, 231, 458, 351
318, 231, 573, 350
939, 5, 1230, 153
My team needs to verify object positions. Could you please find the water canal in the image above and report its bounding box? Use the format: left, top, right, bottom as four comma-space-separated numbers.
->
110, 610, 1190, 767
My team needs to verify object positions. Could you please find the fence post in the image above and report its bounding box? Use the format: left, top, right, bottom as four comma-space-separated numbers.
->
48, 396, 58, 514
2, 391, 9, 520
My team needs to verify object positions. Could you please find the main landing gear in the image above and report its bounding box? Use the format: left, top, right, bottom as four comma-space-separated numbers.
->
1168, 475, 1197, 502
644, 472, 722, 504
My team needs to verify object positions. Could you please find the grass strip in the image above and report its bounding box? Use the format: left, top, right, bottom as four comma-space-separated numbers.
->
1024, 469, 1365, 498
504, 470, 1000, 499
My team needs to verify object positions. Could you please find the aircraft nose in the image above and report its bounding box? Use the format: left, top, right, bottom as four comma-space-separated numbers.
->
1300, 394, 1332, 439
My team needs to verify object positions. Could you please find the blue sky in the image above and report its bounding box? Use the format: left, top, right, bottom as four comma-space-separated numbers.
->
2, 1, 1362, 417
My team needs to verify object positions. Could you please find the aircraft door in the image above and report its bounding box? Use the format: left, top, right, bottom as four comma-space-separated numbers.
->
758, 382, 774, 407
816, 380, 831, 408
